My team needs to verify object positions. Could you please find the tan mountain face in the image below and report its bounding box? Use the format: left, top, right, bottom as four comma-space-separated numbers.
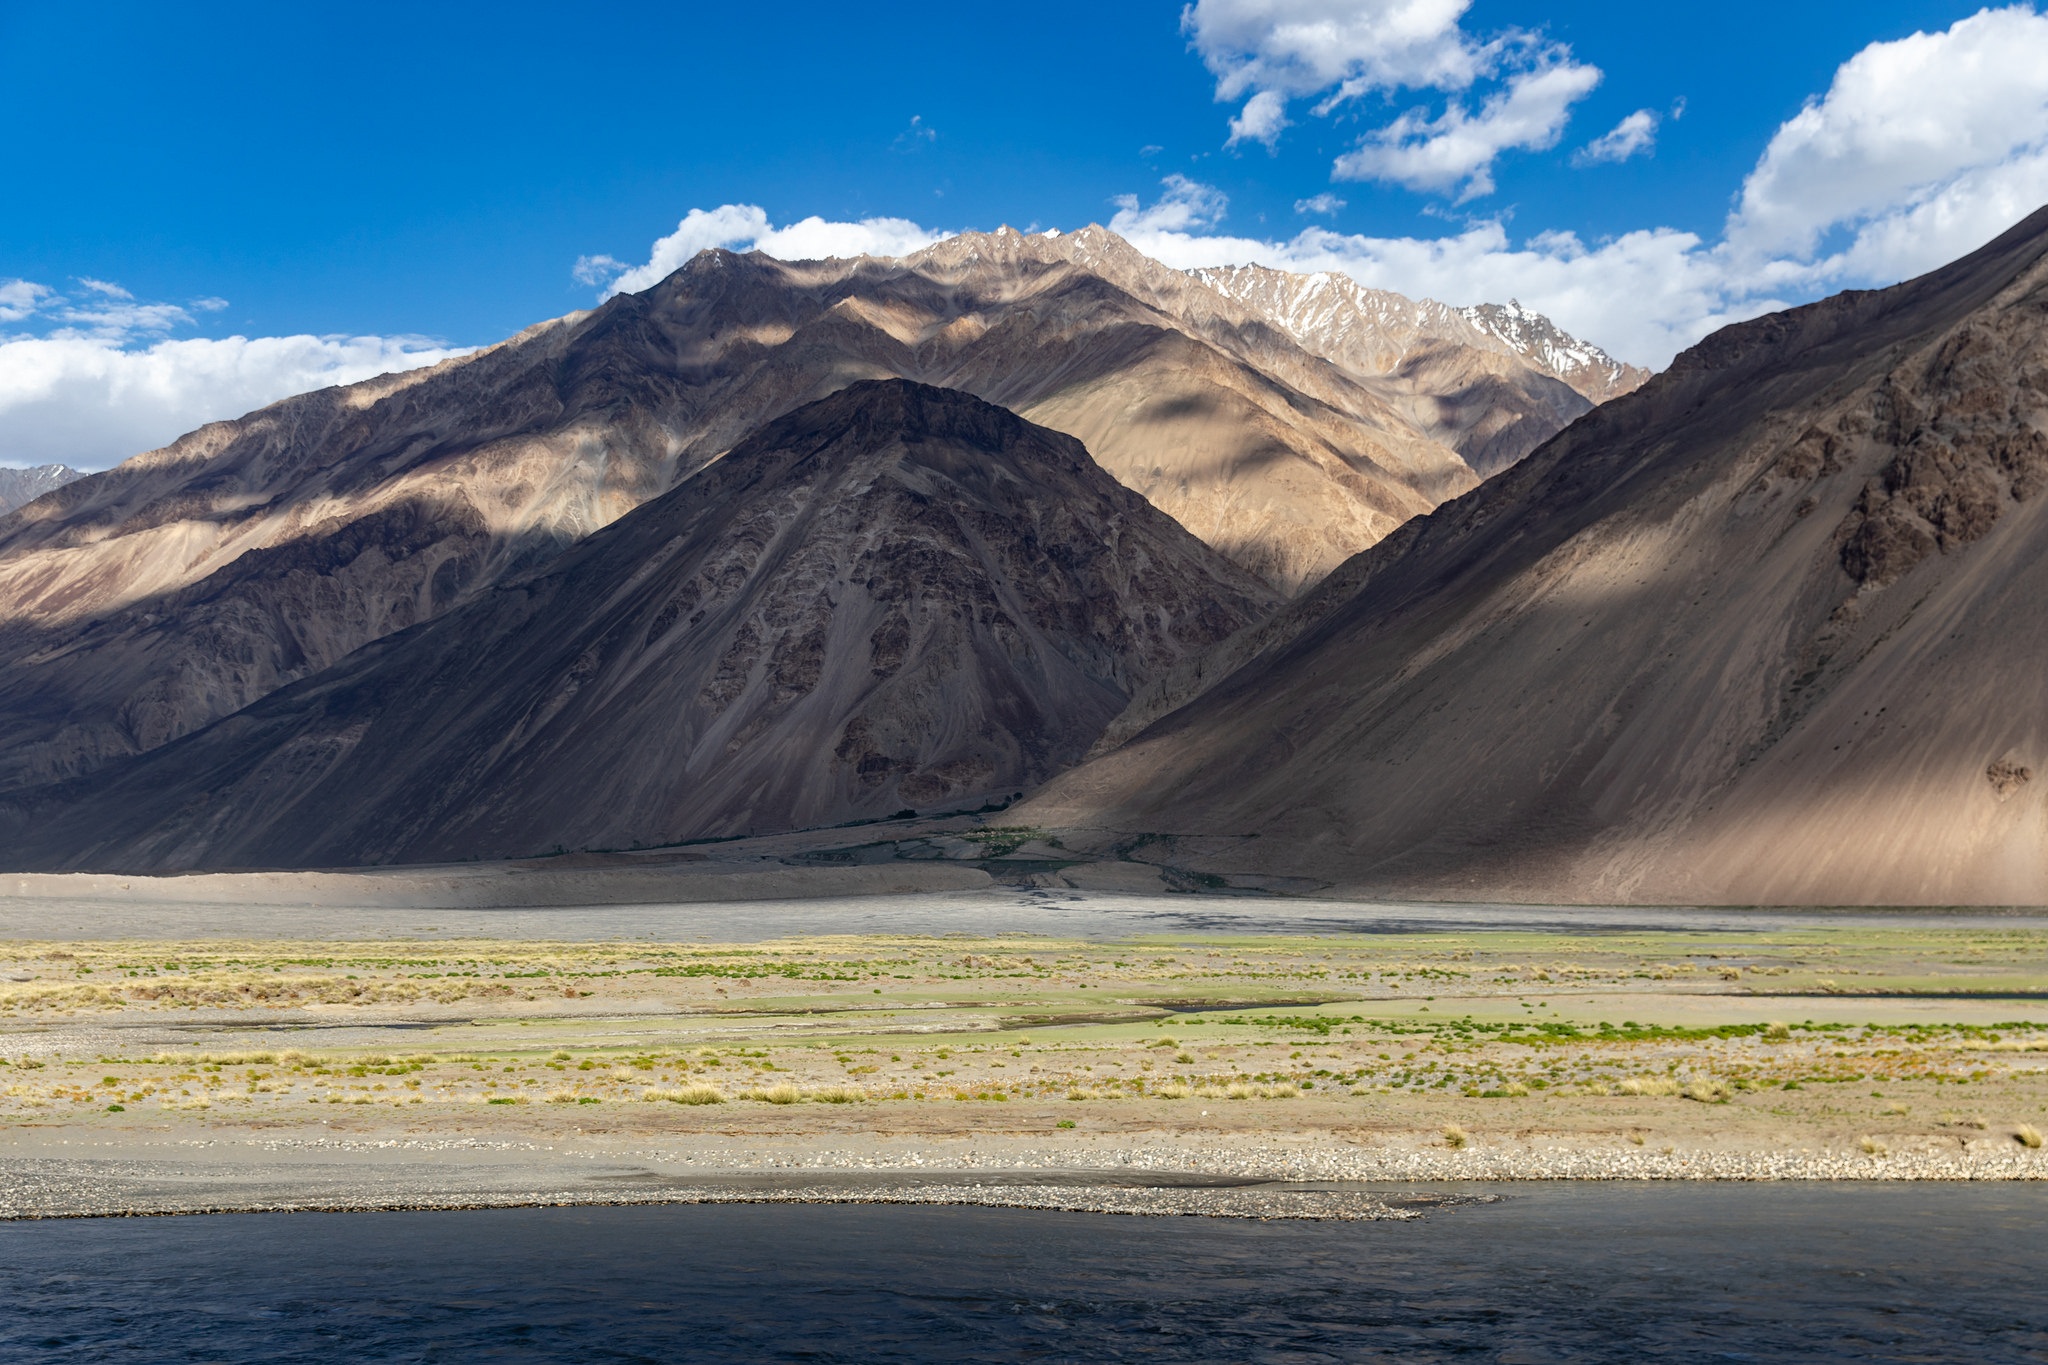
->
0, 227, 1605, 799
0, 382, 1278, 870
1021, 207, 2048, 907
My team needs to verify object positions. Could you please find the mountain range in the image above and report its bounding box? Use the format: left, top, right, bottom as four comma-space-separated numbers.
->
0, 227, 1625, 805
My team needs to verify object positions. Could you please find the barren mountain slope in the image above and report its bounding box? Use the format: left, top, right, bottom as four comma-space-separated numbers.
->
1021, 207, 2048, 907
0, 382, 1278, 870
0, 464, 87, 516
0, 228, 1606, 798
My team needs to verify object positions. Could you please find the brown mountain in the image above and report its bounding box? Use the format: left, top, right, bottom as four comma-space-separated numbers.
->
0, 381, 1278, 870
0, 228, 1606, 801
1020, 208, 2048, 907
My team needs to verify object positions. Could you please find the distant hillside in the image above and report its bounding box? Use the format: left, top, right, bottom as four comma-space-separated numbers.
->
0, 464, 86, 516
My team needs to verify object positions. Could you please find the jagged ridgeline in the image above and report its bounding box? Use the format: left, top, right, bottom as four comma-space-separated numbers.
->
0, 227, 1632, 814
0, 382, 1279, 868
1022, 207, 2048, 907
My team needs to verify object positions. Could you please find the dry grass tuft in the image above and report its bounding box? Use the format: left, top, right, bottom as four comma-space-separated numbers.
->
1442, 1123, 1468, 1149
2016, 1123, 2043, 1149
806, 1085, 864, 1104
1617, 1076, 1682, 1097
742, 1083, 803, 1105
1857, 1135, 1887, 1156
1763, 1021, 1791, 1041
644, 1084, 726, 1105
1154, 1081, 1192, 1099
1681, 1079, 1731, 1103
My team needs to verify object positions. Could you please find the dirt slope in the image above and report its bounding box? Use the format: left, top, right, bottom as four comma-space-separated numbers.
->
1020, 207, 2048, 907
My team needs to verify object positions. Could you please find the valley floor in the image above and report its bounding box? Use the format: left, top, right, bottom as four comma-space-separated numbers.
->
1, 884, 2045, 1219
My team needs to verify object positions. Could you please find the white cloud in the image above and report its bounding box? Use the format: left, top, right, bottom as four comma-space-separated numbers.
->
1574, 108, 1659, 166
1108, 174, 1230, 235
0, 332, 470, 470
1335, 57, 1601, 198
1294, 192, 1346, 216
1227, 89, 1291, 148
592, 205, 945, 297
1727, 4, 2048, 268
0, 280, 53, 324
1185, 0, 1599, 196
1185, 0, 1483, 112
0, 276, 467, 470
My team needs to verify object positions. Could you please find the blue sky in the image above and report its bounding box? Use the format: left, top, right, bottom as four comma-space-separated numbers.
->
2, 1, 2038, 466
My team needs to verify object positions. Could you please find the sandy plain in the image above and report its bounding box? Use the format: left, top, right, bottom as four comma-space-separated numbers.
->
2, 871, 2046, 1221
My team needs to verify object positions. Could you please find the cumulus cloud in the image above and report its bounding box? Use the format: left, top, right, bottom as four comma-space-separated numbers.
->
1574, 108, 1659, 166
588, 204, 946, 297
0, 277, 467, 469
1185, 0, 1484, 117
1726, 4, 2048, 270
1294, 192, 1347, 216
1336, 57, 1601, 198
1186, 0, 1600, 197
1108, 174, 1231, 235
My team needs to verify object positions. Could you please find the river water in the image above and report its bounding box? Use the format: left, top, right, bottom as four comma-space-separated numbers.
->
2, 1183, 2042, 1361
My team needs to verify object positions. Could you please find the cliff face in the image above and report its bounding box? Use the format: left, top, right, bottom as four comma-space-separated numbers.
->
0, 228, 1609, 800
1021, 208, 2048, 907
0, 382, 1278, 870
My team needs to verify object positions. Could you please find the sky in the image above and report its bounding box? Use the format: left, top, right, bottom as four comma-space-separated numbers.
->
2, 0, 2042, 468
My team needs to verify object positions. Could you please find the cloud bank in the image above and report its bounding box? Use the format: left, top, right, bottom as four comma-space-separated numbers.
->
0, 279, 467, 470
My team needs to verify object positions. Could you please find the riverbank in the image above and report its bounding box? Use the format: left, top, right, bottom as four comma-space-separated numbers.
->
3, 890, 2046, 1218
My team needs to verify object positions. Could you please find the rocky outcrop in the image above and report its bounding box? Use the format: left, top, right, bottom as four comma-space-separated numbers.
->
0, 382, 1278, 870
1020, 206, 2048, 907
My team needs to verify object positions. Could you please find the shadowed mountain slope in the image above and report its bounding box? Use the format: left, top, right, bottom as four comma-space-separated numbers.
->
1020, 208, 2048, 907
0, 382, 1278, 870
0, 227, 1609, 800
